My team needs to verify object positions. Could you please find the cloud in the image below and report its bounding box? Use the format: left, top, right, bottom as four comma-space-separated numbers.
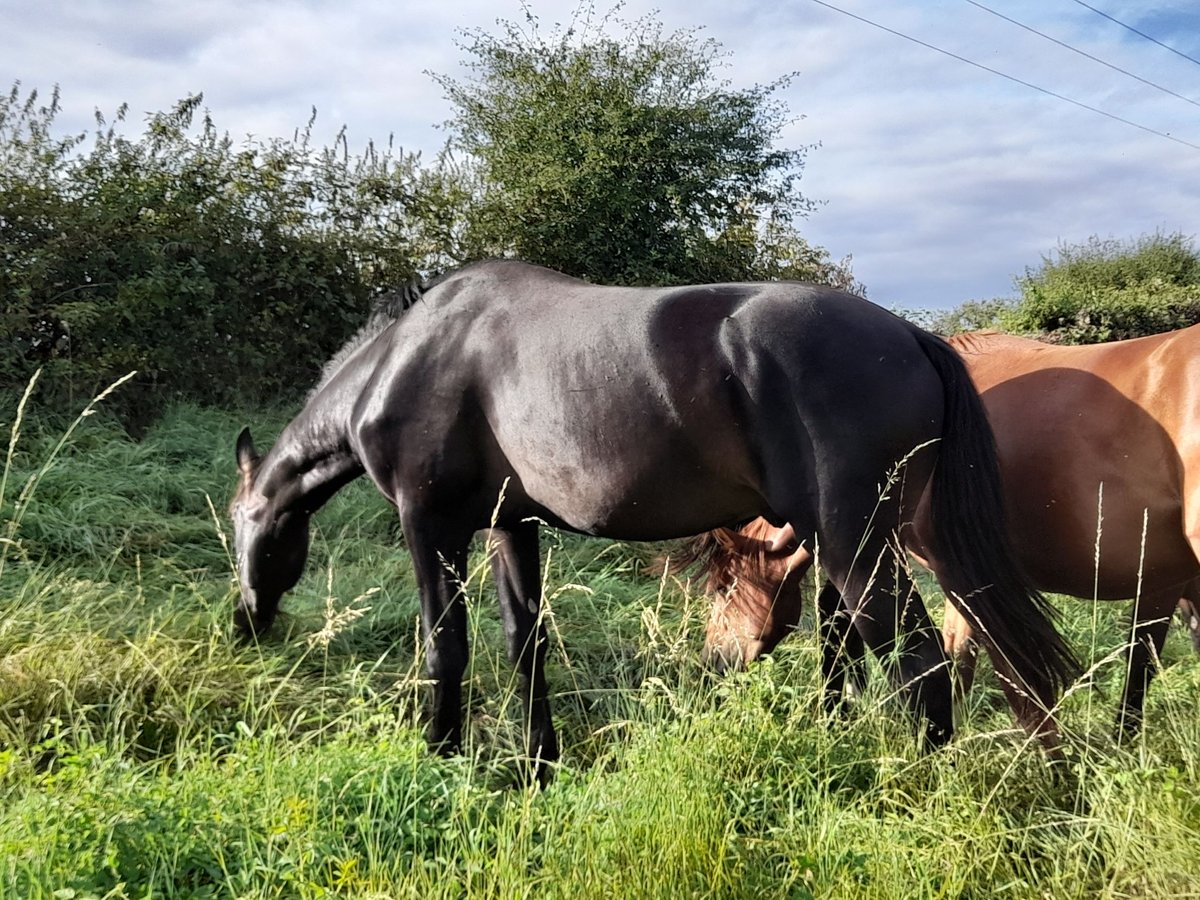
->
746, 1, 1200, 304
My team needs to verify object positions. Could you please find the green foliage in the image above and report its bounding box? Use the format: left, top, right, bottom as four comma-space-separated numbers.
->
1000, 232, 1200, 343
432, 4, 857, 289
3, 5, 864, 432
4, 395, 1200, 896
0, 85, 470, 426
918, 297, 1015, 336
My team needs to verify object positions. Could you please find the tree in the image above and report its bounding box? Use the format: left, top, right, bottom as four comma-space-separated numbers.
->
920, 298, 1013, 336
432, 3, 854, 288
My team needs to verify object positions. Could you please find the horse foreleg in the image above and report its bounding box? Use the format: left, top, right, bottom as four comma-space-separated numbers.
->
487, 522, 559, 786
404, 513, 472, 757
1117, 591, 1175, 737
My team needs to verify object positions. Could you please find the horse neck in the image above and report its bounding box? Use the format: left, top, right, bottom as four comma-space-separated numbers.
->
257, 402, 365, 517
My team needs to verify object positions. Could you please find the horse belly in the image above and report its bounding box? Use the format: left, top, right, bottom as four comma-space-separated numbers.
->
505, 435, 766, 539
1011, 486, 1195, 599
486, 383, 766, 539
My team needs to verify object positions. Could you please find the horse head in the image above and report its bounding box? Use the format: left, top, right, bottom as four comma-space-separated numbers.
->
695, 521, 810, 671
230, 427, 311, 638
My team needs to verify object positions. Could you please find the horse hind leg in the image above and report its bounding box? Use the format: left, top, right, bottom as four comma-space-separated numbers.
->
937, 574, 1064, 755
980, 648, 1062, 755
826, 530, 953, 750
1116, 589, 1176, 738
942, 599, 981, 702
486, 522, 559, 786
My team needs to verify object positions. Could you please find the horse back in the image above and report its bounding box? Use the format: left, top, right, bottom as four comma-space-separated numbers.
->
346, 265, 777, 536
349, 263, 946, 540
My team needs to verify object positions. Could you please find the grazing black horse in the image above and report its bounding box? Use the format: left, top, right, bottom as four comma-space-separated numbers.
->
231, 260, 1077, 780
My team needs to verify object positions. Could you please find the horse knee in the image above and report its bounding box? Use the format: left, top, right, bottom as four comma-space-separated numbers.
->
912, 670, 955, 750
505, 619, 548, 669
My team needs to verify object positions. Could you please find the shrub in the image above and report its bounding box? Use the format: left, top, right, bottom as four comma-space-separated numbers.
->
0, 85, 449, 427
431, 7, 859, 290
999, 232, 1200, 343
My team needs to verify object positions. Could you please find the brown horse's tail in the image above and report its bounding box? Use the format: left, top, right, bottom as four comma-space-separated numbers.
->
913, 328, 1080, 702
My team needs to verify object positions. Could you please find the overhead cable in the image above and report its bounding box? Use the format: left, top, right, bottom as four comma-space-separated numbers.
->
1070, 0, 1200, 70
805, 0, 1200, 153
967, 0, 1200, 110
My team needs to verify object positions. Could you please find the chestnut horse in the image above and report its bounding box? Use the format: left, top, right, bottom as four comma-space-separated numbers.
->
692, 327, 1200, 732
231, 261, 1076, 783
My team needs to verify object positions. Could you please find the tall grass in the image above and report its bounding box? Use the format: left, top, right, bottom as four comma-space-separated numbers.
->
2, 387, 1200, 897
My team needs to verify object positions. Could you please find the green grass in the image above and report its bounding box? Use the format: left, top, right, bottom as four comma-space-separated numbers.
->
3, 388, 1200, 898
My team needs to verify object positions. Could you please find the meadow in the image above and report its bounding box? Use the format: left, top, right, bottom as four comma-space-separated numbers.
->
3, 384, 1200, 899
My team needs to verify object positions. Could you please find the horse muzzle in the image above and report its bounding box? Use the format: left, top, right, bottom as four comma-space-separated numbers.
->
700, 637, 762, 675
233, 591, 277, 640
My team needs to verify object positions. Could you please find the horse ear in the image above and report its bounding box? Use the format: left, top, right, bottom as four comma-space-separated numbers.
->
766, 523, 798, 554
236, 427, 258, 474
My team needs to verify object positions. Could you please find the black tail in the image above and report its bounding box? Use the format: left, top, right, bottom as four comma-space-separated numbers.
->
913, 328, 1080, 703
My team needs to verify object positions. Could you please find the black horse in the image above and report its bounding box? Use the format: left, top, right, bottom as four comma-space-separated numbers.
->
231, 260, 1076, 781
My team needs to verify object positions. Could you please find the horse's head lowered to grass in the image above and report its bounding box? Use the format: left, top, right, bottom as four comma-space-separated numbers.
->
230, 427, 311, 638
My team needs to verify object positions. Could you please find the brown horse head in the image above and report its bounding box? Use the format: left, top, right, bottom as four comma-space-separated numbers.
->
672, 519, 810, 671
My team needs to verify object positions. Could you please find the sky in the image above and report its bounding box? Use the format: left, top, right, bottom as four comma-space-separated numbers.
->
3, 0, 1198, 310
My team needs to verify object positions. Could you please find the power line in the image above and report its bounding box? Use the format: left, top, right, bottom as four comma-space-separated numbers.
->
966, 0, 1200, 110
804, 0, 1200, 153
1070, 0, 1200, 70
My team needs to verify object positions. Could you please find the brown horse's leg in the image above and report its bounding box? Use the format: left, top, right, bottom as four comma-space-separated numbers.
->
1177, 580, 1200, 655
486, 523, 559, 786
403, 511, 472, 757
941, 582, 1062, 755
942, 600, 980, 702
986, 650, 1062, 755
1179, 491, 1200, 652
817, 581, 866, 714
1117, 591, 1175, 737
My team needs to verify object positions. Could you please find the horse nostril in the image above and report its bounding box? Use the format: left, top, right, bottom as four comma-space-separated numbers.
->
701, 643, 738, 675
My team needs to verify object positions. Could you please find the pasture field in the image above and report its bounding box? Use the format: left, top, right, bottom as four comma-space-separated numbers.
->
3, 390, 1200, 899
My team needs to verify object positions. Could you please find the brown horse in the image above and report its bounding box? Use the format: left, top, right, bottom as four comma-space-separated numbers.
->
693, 327, 1200, 732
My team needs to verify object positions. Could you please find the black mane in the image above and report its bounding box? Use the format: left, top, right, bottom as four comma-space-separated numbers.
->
310, 269, 463, 398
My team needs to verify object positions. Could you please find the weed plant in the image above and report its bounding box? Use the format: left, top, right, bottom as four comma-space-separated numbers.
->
2, 384, 1199, 898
